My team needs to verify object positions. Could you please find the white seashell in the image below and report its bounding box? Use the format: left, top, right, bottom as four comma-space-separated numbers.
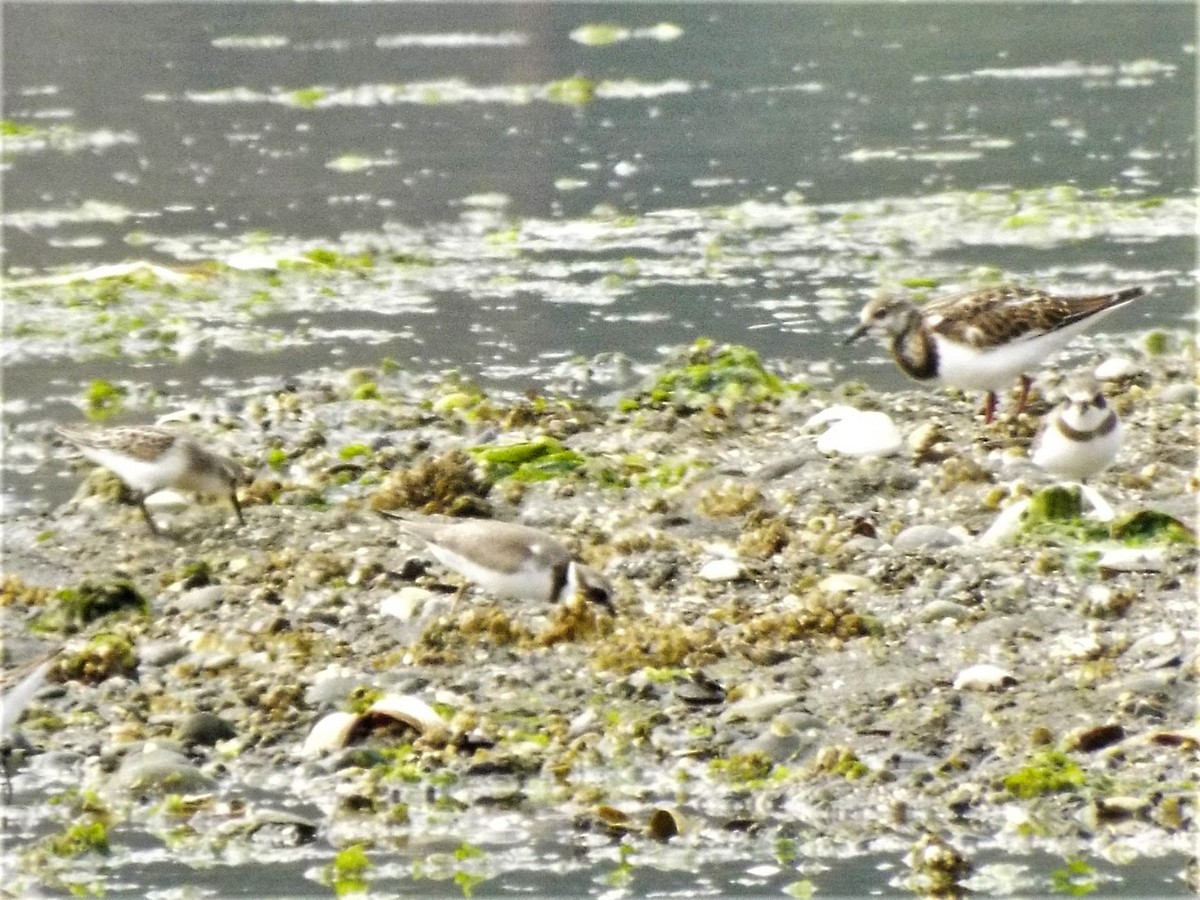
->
1097, 547, 1166, 573
379, 587, 439, 622
1093, 356, 1143, 381
698, 558, 745, 582
815, 410, 903, 458
803, 404, 860, 430
301, 711, 359, 757
367, 694, 445, 734
953, 663, 1017, 691
976, 499, 1031, 545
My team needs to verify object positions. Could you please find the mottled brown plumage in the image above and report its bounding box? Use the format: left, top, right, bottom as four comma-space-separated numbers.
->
845, 284, 1147, 422
56, 425, 251, 534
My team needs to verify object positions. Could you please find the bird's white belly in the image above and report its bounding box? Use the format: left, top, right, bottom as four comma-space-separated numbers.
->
430, 547, 555, 603
82, 444, 187, 494
1033, 421, 1122, 480
933, 315, 1113, 391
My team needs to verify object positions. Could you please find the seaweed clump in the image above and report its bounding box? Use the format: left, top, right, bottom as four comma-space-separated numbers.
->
54, 633, 137, 685
37, 579, 148, 632
369, 450, 492, 516
620, 339, 795, 415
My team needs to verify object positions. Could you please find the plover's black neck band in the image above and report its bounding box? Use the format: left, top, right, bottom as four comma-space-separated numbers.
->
1057, 411, 1118, 443
549, 560, 569, 604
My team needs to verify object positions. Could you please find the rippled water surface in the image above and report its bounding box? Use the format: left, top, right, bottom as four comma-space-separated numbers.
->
1, 3, 1196, 895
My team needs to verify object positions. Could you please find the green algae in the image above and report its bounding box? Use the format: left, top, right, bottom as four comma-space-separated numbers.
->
709, 750, 776, 786
45, 819, 110, 858
39, 579, 147, 632
1002, 750, 1086, 798
325, 843, 372, 897
1017, 488, 1196, 547
84, 378, 127, 420
288, 87, 327, 109
54, 633, 138, 685
470, 437, 585, 483
544, 76, 595, 106
622, 339, 795, 414
1109, 509, 1195, 545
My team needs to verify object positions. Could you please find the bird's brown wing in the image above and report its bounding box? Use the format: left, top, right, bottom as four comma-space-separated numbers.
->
927, 286, 1135, 349
57, 426, 179, 461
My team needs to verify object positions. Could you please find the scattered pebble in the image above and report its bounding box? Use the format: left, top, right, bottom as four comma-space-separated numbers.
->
893, 524, 964, 552
698, 558, 745, 582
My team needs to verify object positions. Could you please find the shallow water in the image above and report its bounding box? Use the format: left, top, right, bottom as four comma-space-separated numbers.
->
1, 4, 1196, 896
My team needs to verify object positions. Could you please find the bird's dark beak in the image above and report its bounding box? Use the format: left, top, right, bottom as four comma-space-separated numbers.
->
843, 323, 869, 345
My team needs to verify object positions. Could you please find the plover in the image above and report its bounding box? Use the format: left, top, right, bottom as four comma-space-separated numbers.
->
56, 425, 251, 535
844, 285, 1147, 422
379, 511, 615, 613
1032, 377, 1123, 482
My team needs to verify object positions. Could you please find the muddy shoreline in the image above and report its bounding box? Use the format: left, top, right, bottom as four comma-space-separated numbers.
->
2, 334, 1196, 896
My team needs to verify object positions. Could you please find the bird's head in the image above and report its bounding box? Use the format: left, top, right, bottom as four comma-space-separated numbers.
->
844, 295, 921, 344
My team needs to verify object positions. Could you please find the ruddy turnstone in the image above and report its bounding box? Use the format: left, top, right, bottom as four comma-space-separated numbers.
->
379, 511, 615, 613
844, 285, 1147, 423
1032, 377, 1123, 482
56, 425, 251, 535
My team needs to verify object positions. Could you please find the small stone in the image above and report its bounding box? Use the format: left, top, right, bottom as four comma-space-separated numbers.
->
919, 600, 972, 623
698, 558, 745, 582
893, 525, 964, 552
115, 748, 215, 795
646, 807, 683, 841
172, 585, 225, 614
1097, 547, 1166, 573
137, 641, 188, 668
907, 421, 948, 458
953, 663, 1017, 691
1064, 723, 1125, 752
1159, 382, 1198, 405
818, 573, 872, 596
176, 711, 237, 747
1091, 795, 1149, 823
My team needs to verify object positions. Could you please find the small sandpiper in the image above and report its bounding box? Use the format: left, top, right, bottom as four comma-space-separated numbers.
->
379, 511, 615, 613
1032, 377, 1123, 482
56, 425, 251, 535
844, 284, 1147, 423
0, 650, 57, 740
1, 647, 58, 800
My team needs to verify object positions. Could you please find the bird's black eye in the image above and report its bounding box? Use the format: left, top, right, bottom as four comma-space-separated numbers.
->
1092, 393, 1106, 408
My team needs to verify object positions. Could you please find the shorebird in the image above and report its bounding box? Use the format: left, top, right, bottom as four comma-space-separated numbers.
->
1032, 377, 1123, 482
844, 284, 1147, 423
56, 425, 251, 534
379, 511, 615, 613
